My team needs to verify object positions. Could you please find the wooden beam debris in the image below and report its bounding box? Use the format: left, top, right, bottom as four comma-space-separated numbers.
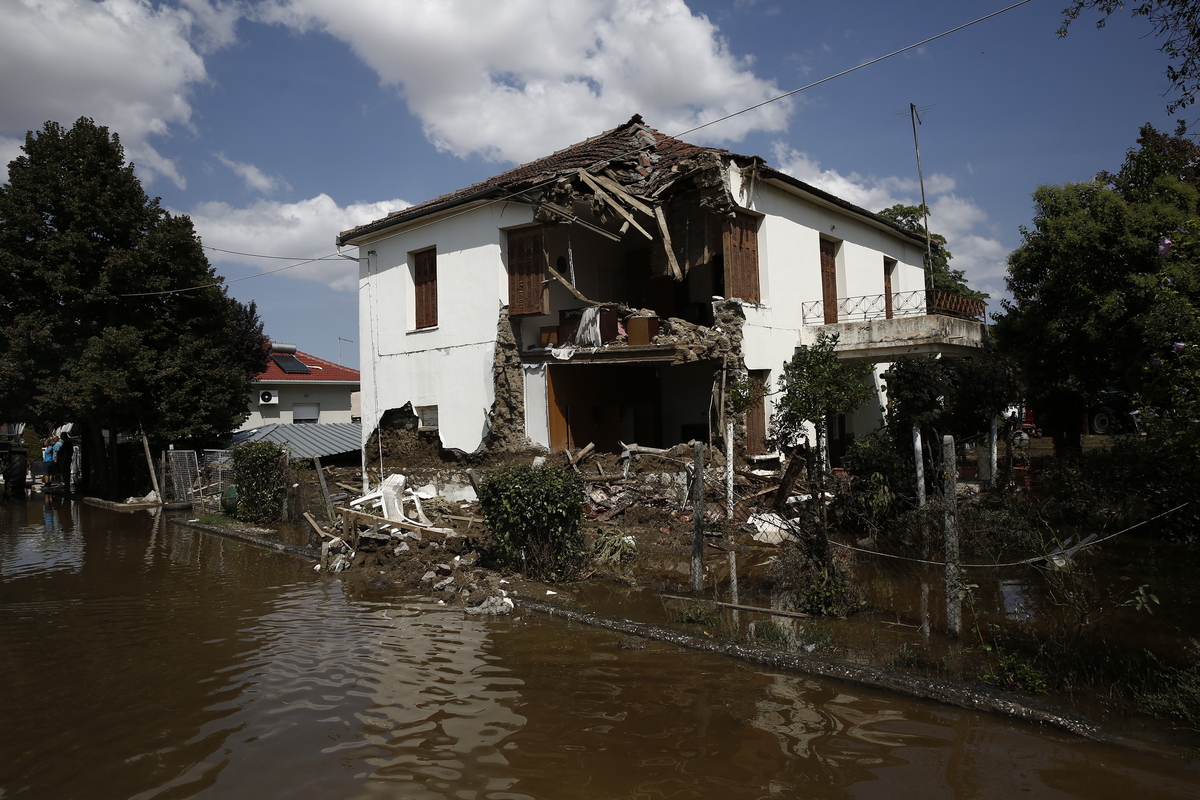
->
545, 260, 600, 306
577, 170, 653, 240
653, 205, 683, 280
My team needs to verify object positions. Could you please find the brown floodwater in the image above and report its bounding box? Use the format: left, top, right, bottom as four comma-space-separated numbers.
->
2, 495, 1199, 799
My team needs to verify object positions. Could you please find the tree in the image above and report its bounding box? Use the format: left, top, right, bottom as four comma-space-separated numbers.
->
993, 125, 1200, 455
0, 118, 268, 496
769, 331, 874, 563
1060, 1, 1200, 115
877, 204, 988, 302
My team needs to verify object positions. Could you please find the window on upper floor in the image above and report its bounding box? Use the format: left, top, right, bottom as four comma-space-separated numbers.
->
413, 247, 437, 329
507, 226, 546, 316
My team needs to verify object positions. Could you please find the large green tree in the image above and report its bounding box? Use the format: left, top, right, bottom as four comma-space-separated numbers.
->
876, 203, 987, 302
0, 118, 268, 496
993, 124, 1200, 455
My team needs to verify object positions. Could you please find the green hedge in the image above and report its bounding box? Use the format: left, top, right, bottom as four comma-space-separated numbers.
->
230, 440, 286, 523
478, 465, 587, 581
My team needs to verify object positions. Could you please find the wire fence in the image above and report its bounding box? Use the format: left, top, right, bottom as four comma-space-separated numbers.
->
162, 449, 234, 508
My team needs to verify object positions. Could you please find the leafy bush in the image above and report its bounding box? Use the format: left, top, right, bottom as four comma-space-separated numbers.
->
230, 440, 287, 523
477, 464, 587, 581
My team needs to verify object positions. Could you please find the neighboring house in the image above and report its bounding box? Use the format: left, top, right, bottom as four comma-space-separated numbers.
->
338, 115, 985, 458
239, 344, 361, 431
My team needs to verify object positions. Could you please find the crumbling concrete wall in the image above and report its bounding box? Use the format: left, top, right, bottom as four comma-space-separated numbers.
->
483, 310, 532, 452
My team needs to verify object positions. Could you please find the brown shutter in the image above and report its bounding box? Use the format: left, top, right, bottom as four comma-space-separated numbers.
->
723, 212, 760, 304
414, 248, 437, 329
820, 238, 838, 324
883, 257, 895, 319
745, 370, 769, 455
508, 226, 546, 315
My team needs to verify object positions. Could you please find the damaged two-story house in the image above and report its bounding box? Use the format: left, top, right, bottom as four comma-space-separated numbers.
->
338, 115, 985, 461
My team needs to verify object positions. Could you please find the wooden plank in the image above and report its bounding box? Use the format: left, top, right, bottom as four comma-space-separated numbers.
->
577, 170, 653, 239
545, 260, 599, 305
653, 205, 683, 280
594, 171, 655, 216
313, 455, 334, 522
303, 512, 335, 539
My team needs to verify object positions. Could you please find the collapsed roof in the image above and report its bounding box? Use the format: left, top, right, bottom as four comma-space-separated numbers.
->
337, 114, 929, 250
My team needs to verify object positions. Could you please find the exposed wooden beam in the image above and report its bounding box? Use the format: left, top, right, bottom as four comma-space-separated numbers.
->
653, 205, 683, 280
545, 261, 599, 305
577, 170, 653, 240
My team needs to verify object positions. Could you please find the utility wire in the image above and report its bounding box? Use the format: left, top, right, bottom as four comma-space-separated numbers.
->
203, 244, 346, 261
119, 0, 1032, 298
826, 503, 1189, 569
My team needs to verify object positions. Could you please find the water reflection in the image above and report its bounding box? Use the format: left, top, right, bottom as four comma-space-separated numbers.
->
1, 499, 1198, 799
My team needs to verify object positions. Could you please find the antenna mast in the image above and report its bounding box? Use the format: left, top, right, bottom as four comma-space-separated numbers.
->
910, 103, 934, 300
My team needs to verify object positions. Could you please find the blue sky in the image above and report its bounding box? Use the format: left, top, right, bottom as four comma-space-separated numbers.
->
0, 0, 1179, 370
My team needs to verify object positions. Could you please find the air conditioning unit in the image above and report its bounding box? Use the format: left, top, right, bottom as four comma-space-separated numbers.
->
259, 390, 279, 405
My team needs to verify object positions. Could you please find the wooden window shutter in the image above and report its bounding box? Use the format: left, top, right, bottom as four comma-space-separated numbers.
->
820, 239, 838, 324
745, 370, 769, 456
723, 212, 760, 304
414, 248, 437, 329
508, 226, 546, 315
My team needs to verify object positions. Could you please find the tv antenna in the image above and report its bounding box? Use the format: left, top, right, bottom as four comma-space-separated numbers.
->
909, 102, 935, 297
338, 337, 354, 363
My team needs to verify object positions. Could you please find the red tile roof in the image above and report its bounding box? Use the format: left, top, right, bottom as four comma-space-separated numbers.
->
254, 349, 360, 383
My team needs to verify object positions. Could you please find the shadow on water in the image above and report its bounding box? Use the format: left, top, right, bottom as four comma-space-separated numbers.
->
2, 496, 1199, 798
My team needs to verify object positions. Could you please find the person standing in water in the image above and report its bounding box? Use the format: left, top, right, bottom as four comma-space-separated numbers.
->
41, 436, 59, 487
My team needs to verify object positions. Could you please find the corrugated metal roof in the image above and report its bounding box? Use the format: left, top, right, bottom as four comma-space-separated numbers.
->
229, 423, 362, 459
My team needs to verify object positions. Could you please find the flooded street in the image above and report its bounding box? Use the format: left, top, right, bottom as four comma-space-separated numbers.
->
2, 496, 1198, 799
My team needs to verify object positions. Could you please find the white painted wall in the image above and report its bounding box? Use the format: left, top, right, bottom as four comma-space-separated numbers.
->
738, 179, 926, 446
354, 163, 936, 455
355, 201, 538, 453
240, 382, 358, 430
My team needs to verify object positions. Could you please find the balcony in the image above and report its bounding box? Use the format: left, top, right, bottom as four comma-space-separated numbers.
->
801, 290, 986, 326
800, 290, 988, 362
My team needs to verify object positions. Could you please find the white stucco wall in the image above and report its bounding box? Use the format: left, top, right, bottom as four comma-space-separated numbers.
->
735, 178, 926, 444
355, 201, 539, 453
353, 165, 940, 456
240, 382, 359, 430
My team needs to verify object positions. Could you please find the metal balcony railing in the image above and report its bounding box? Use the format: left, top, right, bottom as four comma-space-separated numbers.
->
801, 290, 986, 325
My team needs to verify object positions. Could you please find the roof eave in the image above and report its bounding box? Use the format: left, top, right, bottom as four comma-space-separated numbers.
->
337, 187, 508, 247
757, 167, 931, 249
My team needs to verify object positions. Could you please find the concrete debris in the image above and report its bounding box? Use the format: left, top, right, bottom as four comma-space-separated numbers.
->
464, 592, 515, 616
748, 512, 799, 545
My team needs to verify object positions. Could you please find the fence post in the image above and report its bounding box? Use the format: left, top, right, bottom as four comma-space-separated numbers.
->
988, 414, 999, 488
913, 425, 926, 506
725, 421, 734, 520
943, 435, 961, 637
692, 441, 705, 593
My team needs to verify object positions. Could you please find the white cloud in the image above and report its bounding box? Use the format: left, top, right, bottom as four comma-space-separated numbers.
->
184, 194, 409, 292
255, 0, 793, 163
770, 141, 1007, 301
0, 0, 231, 187
215, 153, 291, 194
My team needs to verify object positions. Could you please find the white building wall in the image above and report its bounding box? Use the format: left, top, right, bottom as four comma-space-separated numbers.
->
240, 383, 358, 430
356, 202, 538, 453
737, 180, 926, 444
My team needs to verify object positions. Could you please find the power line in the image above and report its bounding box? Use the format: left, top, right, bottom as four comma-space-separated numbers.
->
203, 244, 346, 261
